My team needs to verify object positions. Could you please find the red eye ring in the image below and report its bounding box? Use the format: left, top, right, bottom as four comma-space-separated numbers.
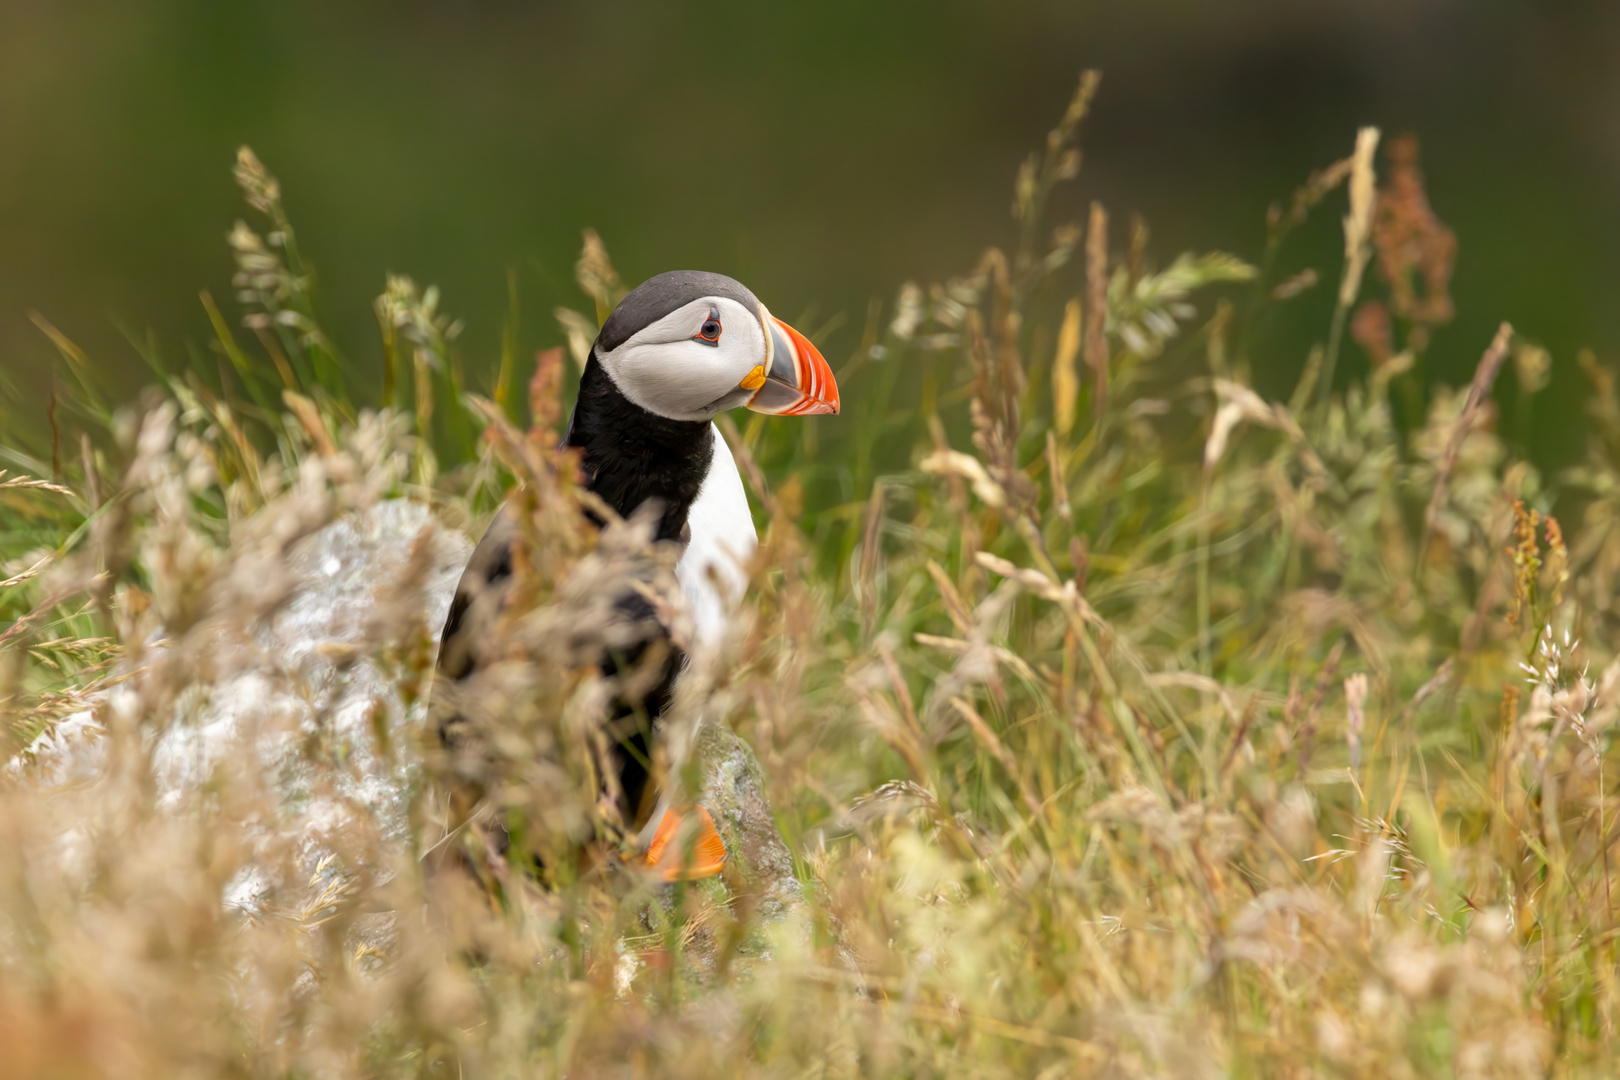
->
693, 305, 722, 346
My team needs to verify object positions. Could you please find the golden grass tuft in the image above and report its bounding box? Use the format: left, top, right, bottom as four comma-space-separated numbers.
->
4, 75, 1620, 1076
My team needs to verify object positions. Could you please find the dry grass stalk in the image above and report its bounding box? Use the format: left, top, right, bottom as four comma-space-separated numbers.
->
2, 95, 1615, 1080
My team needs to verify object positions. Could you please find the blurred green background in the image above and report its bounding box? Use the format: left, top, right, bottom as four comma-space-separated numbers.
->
2, 0, 1616, 470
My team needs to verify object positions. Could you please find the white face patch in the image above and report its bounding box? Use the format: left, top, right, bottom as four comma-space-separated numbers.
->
594, 296, 768, 421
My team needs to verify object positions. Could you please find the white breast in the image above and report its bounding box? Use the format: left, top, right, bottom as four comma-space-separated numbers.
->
676, 426, 757, 650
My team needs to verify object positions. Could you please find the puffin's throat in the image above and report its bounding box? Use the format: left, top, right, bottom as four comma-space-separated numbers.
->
565, 354, 716, 544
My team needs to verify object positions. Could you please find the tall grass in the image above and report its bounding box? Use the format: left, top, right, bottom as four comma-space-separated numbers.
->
3, 74, 1618, 1076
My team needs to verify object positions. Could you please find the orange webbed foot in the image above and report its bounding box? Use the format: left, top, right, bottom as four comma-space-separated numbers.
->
644, 804, 727, 881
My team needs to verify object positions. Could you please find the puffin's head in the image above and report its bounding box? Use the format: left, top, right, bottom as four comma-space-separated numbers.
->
592, 271, 839, 422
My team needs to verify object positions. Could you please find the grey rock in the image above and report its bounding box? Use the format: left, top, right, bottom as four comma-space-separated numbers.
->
22, 497, 807, 961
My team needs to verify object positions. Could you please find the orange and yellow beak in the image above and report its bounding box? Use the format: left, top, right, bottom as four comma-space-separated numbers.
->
743, 310, 840, 416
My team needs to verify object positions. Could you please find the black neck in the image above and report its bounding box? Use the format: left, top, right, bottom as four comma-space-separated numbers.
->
564, 353, 714, 544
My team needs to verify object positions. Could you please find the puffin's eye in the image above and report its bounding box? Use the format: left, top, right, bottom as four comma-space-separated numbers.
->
694, 307, 722, 346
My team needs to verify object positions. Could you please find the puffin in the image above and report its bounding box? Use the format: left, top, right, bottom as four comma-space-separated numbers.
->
435, 270, 838, 882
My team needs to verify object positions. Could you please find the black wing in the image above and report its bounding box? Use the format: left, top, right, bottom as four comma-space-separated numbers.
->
433, 501, 681, 832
